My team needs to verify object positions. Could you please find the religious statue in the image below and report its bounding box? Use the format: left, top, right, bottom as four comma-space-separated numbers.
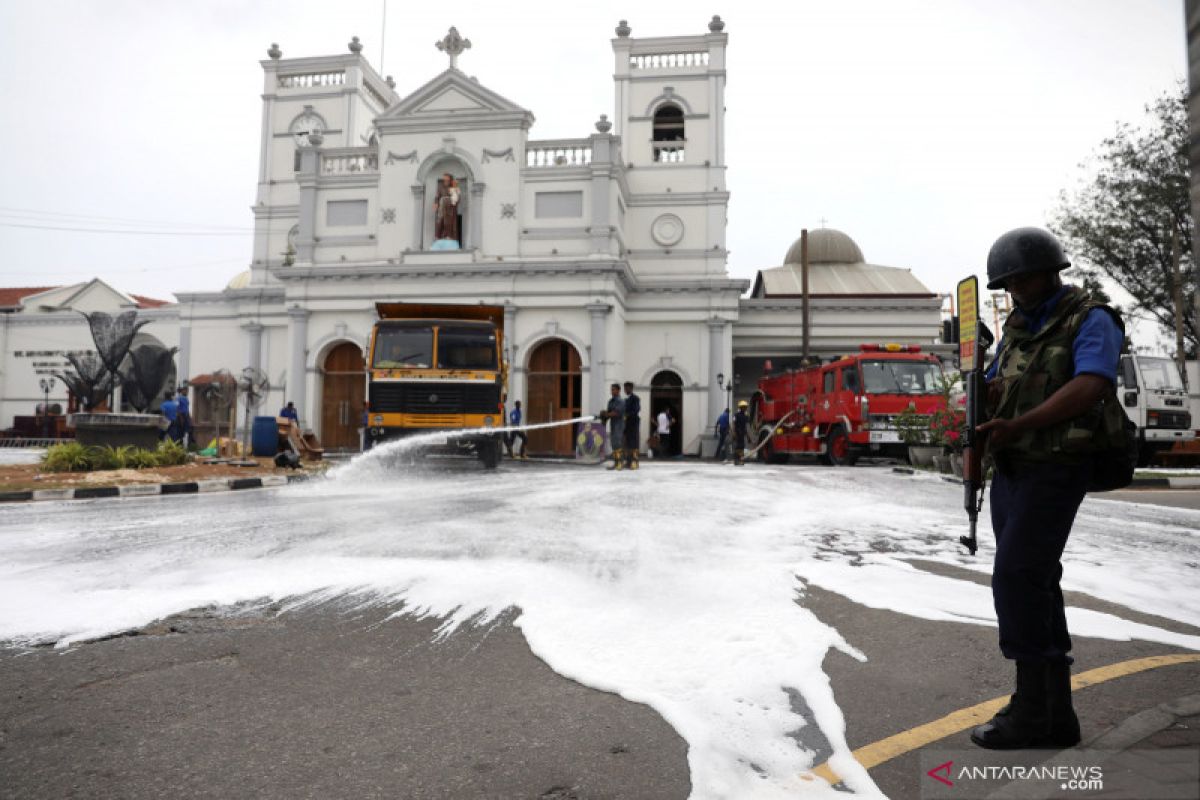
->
432, 172, 461, 246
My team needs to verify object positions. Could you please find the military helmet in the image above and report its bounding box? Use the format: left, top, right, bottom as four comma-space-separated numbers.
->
986, 227, 1070, 290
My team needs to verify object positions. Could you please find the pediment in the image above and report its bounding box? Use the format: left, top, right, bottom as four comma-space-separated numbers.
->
378, 69, 534, 128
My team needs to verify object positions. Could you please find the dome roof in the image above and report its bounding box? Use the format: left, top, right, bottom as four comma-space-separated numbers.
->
784, 228, 864, 265
225, 270, 251, 290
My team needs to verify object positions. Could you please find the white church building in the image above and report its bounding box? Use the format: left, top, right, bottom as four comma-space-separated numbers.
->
1, 19, 945, 454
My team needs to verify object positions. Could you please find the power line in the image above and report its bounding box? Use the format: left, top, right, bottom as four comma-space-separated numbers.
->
0, 205, 253, 232
0, 222, 252, 236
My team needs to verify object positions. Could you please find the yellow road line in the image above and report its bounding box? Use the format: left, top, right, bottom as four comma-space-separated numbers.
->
808, 653, 1200, 786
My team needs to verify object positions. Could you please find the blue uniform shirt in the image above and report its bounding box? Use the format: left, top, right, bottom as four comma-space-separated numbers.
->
280, 406, 299, 422
176, 396, 190, 416
509, 407, 521, 426
717, 410, 730, 433
160, 399, 178, 422
985, 286, 1122, 384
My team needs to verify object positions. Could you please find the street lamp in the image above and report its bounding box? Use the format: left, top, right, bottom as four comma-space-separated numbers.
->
39, 376, 56, 438
716, 372, 735, 460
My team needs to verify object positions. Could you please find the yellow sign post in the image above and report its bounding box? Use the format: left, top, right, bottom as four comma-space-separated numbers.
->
957, 276, 979, 373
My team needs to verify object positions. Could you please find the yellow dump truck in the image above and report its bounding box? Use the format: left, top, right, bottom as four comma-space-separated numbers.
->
365, 302, 507, 467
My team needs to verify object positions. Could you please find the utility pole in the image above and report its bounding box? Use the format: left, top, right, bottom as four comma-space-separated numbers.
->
1171, 222, 1189, 389
801, 228, 810, 361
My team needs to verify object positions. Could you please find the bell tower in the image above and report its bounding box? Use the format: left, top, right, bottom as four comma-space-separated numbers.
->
611, 16, 727, 174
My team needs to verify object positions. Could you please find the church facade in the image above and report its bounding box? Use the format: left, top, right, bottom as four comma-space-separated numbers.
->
178, 20, 747, 453
153, 19, 946, 455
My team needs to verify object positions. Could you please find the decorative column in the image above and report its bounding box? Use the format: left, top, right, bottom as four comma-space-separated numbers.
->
587, 303, 611, 413
410, 184, 425, 251
287, 306, 310, 426
242, 322, 264, 373
504, 303, 521, 407
295, 132, 322, 263
589, 117, 614, 254
707, 317, 727, 424
177, 323, 192, 389
469, 182, 485, 251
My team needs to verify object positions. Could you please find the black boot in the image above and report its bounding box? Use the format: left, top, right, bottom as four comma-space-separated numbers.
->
1041, 659, 1081, 747
971, 661, 1051, 749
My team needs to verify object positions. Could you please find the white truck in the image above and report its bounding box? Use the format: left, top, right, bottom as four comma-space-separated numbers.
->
1116, 354, 1195, 466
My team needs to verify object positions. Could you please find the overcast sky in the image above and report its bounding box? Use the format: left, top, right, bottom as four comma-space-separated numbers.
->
0, 0, 1186, 343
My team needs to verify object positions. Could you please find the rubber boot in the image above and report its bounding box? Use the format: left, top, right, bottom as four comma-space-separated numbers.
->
608, 449, 623, 471
734, 449, 744, 466
630, 450, 640, 471
970, 661, 1051, 749
1042, 660, 1081, 747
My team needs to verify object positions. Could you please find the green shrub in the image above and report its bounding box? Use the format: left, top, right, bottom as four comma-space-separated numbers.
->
89, 445, 134, 470
42, 442, 94, 472
153, 439, 189, 467
124, 448, 160, 469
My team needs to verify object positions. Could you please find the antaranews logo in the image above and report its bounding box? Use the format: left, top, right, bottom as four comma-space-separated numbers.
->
927, 760, 954, 787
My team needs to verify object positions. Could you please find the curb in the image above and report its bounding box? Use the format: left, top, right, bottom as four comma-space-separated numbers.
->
1082, 691, 1200, 750
0, 473, 312, 504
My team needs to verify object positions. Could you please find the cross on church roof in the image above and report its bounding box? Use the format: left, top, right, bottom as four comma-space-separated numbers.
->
818, 217, 829, 228
436, 27, 471, 69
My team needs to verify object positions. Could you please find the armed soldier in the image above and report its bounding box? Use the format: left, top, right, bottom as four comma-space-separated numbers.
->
969, 228, 1125, 750
605, 383, 626, 470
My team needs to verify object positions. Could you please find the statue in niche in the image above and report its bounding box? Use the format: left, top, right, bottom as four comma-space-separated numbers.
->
431, 172, 461, 250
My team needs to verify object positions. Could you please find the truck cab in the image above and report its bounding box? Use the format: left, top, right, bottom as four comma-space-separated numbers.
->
365, 303, 507, 467
1116, 354, 1194, 466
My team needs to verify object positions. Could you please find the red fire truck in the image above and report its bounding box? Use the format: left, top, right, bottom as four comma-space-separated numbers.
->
749, 344, 948, 465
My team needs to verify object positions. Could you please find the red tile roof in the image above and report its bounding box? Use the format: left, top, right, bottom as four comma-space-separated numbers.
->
0, 286, 56, 307
0, 286, 173, 310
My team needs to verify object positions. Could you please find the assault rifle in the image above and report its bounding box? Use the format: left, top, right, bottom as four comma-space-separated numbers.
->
956, 276, 995, 556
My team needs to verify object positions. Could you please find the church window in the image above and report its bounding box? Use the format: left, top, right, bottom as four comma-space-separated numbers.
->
327, 199, 368, 226
652, 104, 685, 163
534, 191, 583, 219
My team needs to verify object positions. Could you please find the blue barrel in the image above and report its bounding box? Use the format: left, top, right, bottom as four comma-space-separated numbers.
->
251, 416, 280, 456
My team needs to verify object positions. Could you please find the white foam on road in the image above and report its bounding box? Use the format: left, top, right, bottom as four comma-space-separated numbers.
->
0, 461, 1197, 798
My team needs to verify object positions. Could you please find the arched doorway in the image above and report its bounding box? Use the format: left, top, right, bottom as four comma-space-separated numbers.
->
650, 370, 683, 456
525, 338, 582, 456
321, 342, 365, 451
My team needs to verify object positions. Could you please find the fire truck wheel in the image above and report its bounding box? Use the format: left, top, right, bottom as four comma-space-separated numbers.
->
826, 426, 857, 467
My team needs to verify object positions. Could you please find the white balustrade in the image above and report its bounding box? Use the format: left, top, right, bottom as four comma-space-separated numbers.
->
630, 52, 709, 69
278, 71, 347, 89
652, 142, 686, 164
526, 140, 593, 167
320, 150, 379, 175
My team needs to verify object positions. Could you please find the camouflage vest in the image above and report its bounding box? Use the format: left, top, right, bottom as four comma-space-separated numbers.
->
989, 286, 1125, 463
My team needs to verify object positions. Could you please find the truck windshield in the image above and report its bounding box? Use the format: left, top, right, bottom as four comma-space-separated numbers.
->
1138, 357, 1186, 391
372, 327, 433, 368
861, 360, 943, 394
437, 327, 498, 370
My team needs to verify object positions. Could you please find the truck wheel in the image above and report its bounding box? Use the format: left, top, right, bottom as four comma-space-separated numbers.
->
826, 426, 857, 467
479, 439, 500, 469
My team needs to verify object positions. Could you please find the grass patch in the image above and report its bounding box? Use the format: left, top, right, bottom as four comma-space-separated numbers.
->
41, 441, 192, 473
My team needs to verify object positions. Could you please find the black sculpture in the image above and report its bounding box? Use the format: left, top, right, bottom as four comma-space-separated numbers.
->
56, 351, 114, 411
122, 344, 179, 412
82, 311, 151, 378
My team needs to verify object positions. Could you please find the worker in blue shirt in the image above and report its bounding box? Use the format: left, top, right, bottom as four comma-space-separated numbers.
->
714, 407, 730, 461
508, 399, 527, 459
175, 386, 192, 445
279, 401, 299, 424
970, 228, 1124, 751
159, 391, 179, 441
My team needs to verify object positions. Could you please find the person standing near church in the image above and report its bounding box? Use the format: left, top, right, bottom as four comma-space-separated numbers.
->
622, 381, 641, 470
732, 400, 749, 466
655, 406, 673, 458
433, 173, 460, 242
280, 401, 299, 425
715, 407, 730, 461
508, 400, 528, 459
604, 383, 625, 470
175, 386, 192, 446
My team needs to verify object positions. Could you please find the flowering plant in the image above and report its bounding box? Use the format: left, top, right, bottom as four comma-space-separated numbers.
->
928, 406, 967, 451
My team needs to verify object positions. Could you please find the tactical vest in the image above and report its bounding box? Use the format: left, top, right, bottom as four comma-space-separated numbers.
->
989, 286, 1125, 463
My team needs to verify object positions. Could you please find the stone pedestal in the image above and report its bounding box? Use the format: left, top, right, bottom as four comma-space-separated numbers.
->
70, 413, 162, 450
